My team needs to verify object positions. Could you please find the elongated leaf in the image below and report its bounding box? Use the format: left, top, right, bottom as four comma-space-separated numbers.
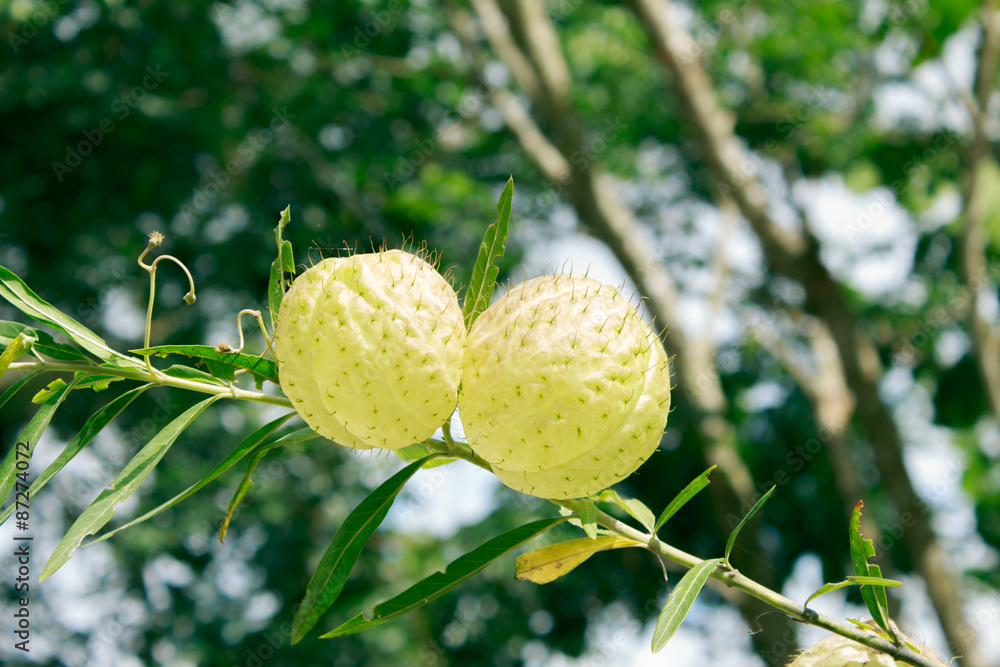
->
86, 413, 295, 545
394, 441, 455, 469
0, 384, 153, 525
0, 370, 42, 410
269, 206, 295, 329
40, 395, 222, 580
292, 455, 444, 644
724, 484, 775, 564
516, 536, 643, 584
578, 497, 598, 539
218, 448, 273, 542
652, 558, 724, 653
849, 501, 893, 635
805, 575, 903, 608
32, 378, 67, 404
655, 466, 716, 533
131, 345, 278, 388
0, 377, 76, 509
0, 320, 89, 362
0, 331, 35, 375
218, 426, 321, 541
597, 489, 656, 533
462, 176, 513, 329
321, 516, 568, 638
0, 267, 142, 369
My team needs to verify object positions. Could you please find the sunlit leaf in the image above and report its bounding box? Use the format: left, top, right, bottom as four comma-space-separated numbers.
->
40, 395, 222, 580
0, 383, 153, 524
218, 426, 322, 541
578, 497, 598, 539
849, 501, 893, 636
85, 412, 295, 545
131, 344, 278, 388
292, 454, 444, 644
0, 376, 77, 510
515, 536, 643, 584
0, 331, 35, 375
804, 575, 902, 608
0, 267, 143, 369
655, 466, 716, 533
651, 558, 723, 653
598, 488, 656, 533
724, 485, 775, 565
462, 176, 513, 329
321, 516, 568, 638
268, 205, 295, 329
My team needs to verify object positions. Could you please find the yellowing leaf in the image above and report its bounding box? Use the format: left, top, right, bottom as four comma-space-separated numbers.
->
515, 536, 642, 584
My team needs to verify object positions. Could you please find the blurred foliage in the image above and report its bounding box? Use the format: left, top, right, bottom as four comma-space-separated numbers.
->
0, 0, 998, 665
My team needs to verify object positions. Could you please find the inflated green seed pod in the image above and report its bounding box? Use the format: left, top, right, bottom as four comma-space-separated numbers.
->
460, 274, 671, 499
274, 249, 465, 450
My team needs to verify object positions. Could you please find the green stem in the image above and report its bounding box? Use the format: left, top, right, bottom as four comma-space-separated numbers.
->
7, 360, 293, 409
419, 439, 940, 667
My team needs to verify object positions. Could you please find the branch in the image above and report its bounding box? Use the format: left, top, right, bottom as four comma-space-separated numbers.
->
7, 360, 293, 409
628, 1, 983, 662
960, 0, 1000, 421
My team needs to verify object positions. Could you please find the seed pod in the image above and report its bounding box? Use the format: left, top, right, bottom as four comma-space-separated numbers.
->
787, 623, 948, 667
460, 274, 671, 499
274, 249, 465, 450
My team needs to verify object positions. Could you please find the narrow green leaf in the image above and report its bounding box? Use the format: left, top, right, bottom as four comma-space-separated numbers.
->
0, 377, 76, 508
268, 206, 295, 329
218, 448, 271, 542
578, 498, 598, 540
0, 266, 142, 369
515, 536, 643, 584
73, 374, 120, 392
292, 455, 444, 644
131, 345, 278, 388
655, 466, 716, 533
32, 378, 67, 404
395, 441, 456, 469
597, 489, 656, 533
0, 320, 89, 362
805, 576, 903, 608
86, 413, 295, 545
462, 176, 513, 329
0, 384, 152, 525
724, 484, 776, 564
321, 516, 568, 639
0, 331, 35, 375
651, 558, 724, 653
40, 395, 222, 581
849, 501, 893, 636
218, 426, 321, 541
0, 370, 42, 410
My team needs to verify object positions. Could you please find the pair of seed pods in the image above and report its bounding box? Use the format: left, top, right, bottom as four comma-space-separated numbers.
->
273, 250, 671, 500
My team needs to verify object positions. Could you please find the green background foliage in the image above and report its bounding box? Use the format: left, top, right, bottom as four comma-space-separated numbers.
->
1, 0, 998, 665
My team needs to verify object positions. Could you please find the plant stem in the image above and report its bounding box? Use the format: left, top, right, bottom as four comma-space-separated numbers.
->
421, 438, 941, 667
7, 360, 293, 409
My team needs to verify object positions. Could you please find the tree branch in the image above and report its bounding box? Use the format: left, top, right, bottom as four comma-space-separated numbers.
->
628, 0, 983, 663
960, 0, 1000, 421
